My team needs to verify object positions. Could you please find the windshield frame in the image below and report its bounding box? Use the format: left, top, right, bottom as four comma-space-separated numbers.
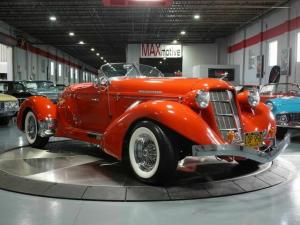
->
260, 83, 300, 96
23, 81, 54, 90
100, 63, 164, 78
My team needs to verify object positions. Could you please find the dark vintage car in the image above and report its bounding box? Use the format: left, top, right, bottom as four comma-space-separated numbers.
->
0, 81, 32, 104
0, 80, 60, 104
54, 84, 67, 92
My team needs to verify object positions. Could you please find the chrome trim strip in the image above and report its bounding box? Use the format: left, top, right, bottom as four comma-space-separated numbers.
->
138, 90, 162, 95
192, 133, 290, 164
126, 100, 141, 112
277, 124, 300, 128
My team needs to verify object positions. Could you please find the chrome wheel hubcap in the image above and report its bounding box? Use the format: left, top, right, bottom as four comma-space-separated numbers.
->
26, 115, 37, 140
134, 134, 158, 172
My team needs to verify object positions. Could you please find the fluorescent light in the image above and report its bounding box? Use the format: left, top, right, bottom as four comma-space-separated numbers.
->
69, 32, 74, 36
297, 33, 300, 62
268, 40, 278, 66
49, 16, 56, 21
180, 31, 186, 35
91, 48, 95, 51
79, 41, 85, 45
96, 53, 100, 56
194, 14, 200, 20
172, 40, 178, 44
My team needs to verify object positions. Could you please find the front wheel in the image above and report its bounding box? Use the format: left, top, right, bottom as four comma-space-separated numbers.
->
128, 121, 178, 184
24, 111, 49, 148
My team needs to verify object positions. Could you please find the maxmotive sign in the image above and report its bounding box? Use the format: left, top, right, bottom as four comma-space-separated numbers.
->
141, 44, 182, 58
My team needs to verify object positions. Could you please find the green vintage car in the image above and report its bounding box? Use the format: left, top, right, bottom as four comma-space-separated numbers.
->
0, 93, 19, 125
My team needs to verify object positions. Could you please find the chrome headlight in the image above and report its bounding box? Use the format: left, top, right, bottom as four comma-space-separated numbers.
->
4, 101, 19, 111
248, 89, 260, 107
279, 114, 289, 123
266, 102, 274, 111
195, 90, 210, 109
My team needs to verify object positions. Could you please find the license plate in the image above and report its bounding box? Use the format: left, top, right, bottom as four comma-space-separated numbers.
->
244, 132, 264, 147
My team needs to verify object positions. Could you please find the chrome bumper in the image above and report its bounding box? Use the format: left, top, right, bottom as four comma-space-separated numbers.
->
192, 134, 290, 164
38, 118, 56, 137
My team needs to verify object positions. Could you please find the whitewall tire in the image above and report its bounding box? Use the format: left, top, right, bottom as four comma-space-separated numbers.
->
24, 111, 49, 148
127, 121, 178, 184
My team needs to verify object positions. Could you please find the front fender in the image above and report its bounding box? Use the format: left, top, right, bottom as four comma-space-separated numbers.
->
102, 100, 223, 160
17, 96, 57, 130
240, 102, 276, 137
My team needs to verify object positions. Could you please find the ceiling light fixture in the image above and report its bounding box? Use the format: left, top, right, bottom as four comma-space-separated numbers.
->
91, 48, 95, 51
49, 16, 57, 21
69, 32, 74, 36
79, 41, 85, 45
172, 40, 178, 44
96, 53, 100, 56
104, 60, 107, 63
163, 58, 166, 60
159, 61, 163, 64
194, 14, 200, 20
101, 57, 104, 60
180, 31, 186, 35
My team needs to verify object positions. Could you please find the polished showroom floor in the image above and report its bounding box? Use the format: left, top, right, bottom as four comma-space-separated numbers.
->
0, 122, 300, 225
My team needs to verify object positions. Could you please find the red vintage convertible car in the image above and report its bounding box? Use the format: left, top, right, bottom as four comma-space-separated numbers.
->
17, 63, 289, 184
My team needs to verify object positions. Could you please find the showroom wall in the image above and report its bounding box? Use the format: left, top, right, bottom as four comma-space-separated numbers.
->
127, 42, 228, 76
227, 0, 300, 85
0, 20, 97, 84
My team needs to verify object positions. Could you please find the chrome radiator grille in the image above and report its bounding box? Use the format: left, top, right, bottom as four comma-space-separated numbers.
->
210, 90, 241, 140
290, 113, 300, 122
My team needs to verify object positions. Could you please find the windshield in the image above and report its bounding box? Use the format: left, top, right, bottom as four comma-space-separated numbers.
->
24, 81, 54, 89
260, 83, 300, 96
101, 63, 164, 78
0, 83, 8, 93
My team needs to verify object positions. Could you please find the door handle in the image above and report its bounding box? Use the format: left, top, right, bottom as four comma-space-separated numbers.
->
91, 98, 99, 102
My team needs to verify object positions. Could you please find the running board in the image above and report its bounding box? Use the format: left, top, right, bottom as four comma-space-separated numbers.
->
87, 132, 103, 140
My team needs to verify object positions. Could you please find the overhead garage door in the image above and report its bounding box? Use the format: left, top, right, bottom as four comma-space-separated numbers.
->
0, 43, 12, 81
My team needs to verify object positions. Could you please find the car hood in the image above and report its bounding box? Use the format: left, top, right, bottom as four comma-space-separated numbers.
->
107, 77, 234, 96
0, 93, 18, 102
268, 97, 300, 113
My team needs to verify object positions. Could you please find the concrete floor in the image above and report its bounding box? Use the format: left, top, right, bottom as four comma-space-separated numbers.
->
0, 122, 300, 225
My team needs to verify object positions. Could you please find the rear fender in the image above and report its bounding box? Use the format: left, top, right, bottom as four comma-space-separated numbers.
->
17, 96, 57, 130
102, 100, 223, 160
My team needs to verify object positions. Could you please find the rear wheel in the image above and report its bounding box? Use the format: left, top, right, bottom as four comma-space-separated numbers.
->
24, 111, 49, 148
128, 121, 178, 184
0, 117, 10, 126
